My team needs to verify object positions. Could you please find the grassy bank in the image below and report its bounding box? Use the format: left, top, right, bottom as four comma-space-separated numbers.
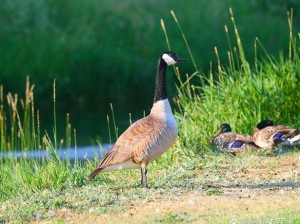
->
173, 9, 300, 157
1, 152, 300, 223
0, 8, 300, 223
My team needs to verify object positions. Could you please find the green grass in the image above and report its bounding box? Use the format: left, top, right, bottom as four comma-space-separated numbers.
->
1, 151, 300, 223
0, 7, 300, 223
149, 212, 186, 224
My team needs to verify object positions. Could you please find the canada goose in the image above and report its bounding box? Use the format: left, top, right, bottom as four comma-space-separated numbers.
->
252, 119, 300, 149
88, 51, 186, 187
210, 123, 260, 155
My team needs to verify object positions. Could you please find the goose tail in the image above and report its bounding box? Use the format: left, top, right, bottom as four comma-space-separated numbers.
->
88, 167, 103, 179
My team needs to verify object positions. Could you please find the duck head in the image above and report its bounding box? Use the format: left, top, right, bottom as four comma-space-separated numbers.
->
210, 123, 232, 144
256, 119, 274, 130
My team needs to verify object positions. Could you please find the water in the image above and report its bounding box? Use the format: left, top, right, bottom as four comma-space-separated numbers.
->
0, 144, 112, 161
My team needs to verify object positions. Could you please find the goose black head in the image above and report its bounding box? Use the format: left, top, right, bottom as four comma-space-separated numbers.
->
256, 119, 274, 130
161, 51, 186, 66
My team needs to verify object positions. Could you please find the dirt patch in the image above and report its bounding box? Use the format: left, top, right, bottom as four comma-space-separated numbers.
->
38, 187, 299, 224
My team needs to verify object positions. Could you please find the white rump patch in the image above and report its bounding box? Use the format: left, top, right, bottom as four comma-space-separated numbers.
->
101, 160, 140, 173
162, 53, 177, 65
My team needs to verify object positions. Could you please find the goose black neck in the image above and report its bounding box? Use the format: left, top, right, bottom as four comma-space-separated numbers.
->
153, 58, 168, 103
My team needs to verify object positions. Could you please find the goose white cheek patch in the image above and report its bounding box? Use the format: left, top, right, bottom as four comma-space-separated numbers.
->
162, 54, 177, 65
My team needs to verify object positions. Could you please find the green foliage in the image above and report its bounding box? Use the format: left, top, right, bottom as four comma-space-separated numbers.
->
149, 212, 185, 224
205, 188, 222, 196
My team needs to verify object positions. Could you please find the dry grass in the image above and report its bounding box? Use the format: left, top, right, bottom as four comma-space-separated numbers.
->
33, 192, 300, 224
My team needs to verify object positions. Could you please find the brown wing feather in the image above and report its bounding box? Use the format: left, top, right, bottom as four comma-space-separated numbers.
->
259, 126, 298, 139
95, 146, 132, 169
273, 126, 299, 138
217, 133, 236, 145
114, 115, 164, 163
234, 133, 253, 143
88, 115, 163, 179
219, 132, 253, 144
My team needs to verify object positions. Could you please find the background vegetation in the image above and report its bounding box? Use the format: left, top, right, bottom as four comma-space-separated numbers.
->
0, 2, 300, 223
1, 0, 300, 145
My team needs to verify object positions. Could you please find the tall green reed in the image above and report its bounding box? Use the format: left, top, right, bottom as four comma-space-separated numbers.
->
0, 78, 76, 153
0, 77, 40, 151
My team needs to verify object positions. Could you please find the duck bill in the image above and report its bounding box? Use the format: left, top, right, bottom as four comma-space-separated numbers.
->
209, 136, 215, 144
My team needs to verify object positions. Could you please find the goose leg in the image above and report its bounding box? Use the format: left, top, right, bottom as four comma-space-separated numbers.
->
140, 168, 143, 186
141, 167, 148, 188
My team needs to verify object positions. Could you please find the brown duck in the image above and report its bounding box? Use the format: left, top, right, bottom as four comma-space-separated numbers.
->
88, 52, 186, 187
252, 119, 300, 149
210, 123, 260, 155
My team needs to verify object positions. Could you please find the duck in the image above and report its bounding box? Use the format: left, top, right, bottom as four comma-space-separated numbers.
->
88, 51, 186, 188
210, 123, 260, 155
252, 119, 300, 149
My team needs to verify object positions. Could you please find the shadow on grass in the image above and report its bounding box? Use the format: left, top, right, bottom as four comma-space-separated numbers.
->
217, 181, 300, 189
